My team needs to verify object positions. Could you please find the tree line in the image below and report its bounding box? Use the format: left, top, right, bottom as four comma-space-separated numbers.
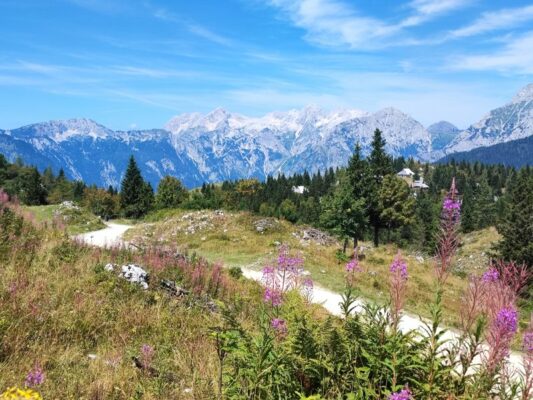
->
1, 130, 531, 268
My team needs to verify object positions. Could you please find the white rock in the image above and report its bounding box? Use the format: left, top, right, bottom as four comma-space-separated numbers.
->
120, 264, 149, 290
104, 263, 115, 272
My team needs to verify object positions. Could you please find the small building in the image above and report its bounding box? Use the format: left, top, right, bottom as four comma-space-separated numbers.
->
292, 185, 307, 195
411, 179, 429, 190
397, 168, 415, 185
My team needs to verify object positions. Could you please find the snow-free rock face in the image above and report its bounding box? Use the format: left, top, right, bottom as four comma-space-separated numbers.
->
427, 121, 460, 151
444, 84, 533, 154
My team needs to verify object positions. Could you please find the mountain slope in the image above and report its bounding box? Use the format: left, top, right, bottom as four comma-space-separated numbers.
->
0, 107, 433, 188
0, 84, 531, 188
438, 135, 533, 168
427, 121, 460, 151
444, 84, 533, 154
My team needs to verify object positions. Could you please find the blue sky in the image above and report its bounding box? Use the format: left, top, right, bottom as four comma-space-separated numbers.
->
0, 0, 532, 130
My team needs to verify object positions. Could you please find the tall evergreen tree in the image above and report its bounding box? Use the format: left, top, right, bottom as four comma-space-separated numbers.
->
378, 175, 415, 239
120, 155, 152, 218
497, 168, 533, 268
367, 129, 393, 246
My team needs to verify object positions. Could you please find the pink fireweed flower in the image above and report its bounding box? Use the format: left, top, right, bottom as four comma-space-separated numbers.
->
494, 307, 518, 334
523, 331, 533, 353
443, 197, 461, 212
271, 318, 288, 336
262, 246, 310, 307
482, 267, 500, 283
389, 253, 408, 280
345, 258, 361, 273
140, 344, 154, 370
389, 252, 408, 330
302, 277, 314, 302
485, 307, 519, 373
263, 287, 283, 307
25, 364, 45, 387
388, 387, 412, 400
434, 178, 461, 285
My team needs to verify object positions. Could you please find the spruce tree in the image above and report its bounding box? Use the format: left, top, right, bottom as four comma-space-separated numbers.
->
120, 155, 151, 218
497, 168, 533, 268
379, 175, 415, 239
368, 129, 393, 246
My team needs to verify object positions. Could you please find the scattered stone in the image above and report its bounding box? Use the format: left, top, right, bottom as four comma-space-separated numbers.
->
320, 269, 326, 274
415, 256, 424, 263
160, 279, 189, 297
254, 218, 279, 233
104, 263, 115, 272
120, 264, 149, 290
297, 228, 336, 246
87, 354, 98, 360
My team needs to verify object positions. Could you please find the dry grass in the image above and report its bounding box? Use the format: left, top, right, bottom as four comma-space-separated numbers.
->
125, 209, 506, 327
0, 207, 268, 399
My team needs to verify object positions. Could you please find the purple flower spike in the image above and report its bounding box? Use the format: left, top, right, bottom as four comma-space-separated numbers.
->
482, 267, 499, 283
345, 258, 361, 273
389, 387, 412, 400
494, 307, 518, 334
25, 364, 45, 387
271, 318, 288, 336
523, 331, 533, 353
390, 253, 408, 280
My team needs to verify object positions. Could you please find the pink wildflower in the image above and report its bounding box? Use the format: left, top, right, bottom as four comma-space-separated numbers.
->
271, 318, 288, 337
25, 364, 45, 387
389, 387, 412, 400
389, 252, 408, 330
482, 267, 499, 283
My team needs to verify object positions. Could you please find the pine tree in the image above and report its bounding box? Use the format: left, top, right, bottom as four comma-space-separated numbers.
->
155, 176, 188, 209
497, 168, 533, 268
378, 175, 415, 239
368, 129, 393, 246
460, 182, 477, 233
21, 167, 47, 205
120, 155, 151, 218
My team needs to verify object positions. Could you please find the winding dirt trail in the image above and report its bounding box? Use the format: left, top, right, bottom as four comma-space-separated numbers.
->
77, 222, 525, 376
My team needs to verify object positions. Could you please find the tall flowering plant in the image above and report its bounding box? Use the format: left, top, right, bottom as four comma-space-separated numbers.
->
389, 251, 408, 331
261, 245, 312, 339
521, 319, 533, 400
435, 178, 461, 286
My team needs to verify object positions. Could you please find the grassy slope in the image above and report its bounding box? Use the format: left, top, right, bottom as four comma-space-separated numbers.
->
24, 204, 106, 234
0, 208, 277, 399
124, 209, 503, 328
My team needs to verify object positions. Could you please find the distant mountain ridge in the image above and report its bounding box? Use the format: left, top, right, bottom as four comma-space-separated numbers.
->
438, 136, 533, 168
427, 121, 460, 151
0, 84, 531, 188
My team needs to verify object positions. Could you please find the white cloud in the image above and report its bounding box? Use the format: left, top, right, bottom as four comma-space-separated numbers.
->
152, 6, 234, 47
401, 0, 468, 27
267, 0, 395, 49
451, 31, 533, 74
267, 0, 469, 49
450, 5, 533, 38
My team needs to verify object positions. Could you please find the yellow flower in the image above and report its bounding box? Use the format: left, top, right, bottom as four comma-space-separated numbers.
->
0, 387, 43, 400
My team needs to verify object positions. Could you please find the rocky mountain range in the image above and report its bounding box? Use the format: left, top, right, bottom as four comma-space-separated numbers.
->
0, 84, 531, 188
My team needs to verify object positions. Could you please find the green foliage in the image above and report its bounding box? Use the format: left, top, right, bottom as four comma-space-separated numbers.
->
155, 175, 188, 209
497, 167, 533, 268
119, 155, 153, 218
378, 175, 415, 233
279, 199, 298, 223
83, 187, 119, 219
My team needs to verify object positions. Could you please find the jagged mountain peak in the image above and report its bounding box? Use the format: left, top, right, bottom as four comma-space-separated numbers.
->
12, 118, 113, 142
511, 83, 533, 104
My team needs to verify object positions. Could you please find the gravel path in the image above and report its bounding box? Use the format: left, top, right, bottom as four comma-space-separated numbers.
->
77, 223, 525, 376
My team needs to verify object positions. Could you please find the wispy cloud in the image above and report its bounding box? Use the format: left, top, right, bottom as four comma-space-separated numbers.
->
151, 5, 235, 47
450, 5, 533, 38
450, 31, 533, 74
266, 0, 469, 49
400, 0, 469, 27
